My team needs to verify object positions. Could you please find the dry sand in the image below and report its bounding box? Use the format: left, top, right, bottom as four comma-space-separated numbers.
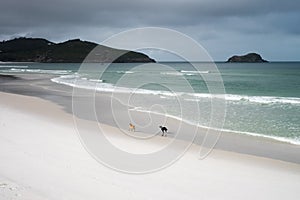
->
1, 91, 300, 200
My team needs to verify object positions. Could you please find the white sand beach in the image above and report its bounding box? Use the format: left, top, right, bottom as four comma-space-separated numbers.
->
1, 0, 300, 198
1, 91, 300, 200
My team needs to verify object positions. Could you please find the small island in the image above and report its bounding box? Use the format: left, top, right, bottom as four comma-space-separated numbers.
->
0, 37, 155, 63
227, 53, 268, 63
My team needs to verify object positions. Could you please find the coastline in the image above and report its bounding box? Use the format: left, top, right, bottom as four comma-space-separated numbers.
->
0, 72, 300, 164
1, 88, 300, 199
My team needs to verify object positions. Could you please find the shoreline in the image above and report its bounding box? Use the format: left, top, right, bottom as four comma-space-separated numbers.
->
49, 73, 300, 146
1, 91, 300, 199
1, 73, 300, 199
133, 108, 300, 146
0, 90, 299, 167
0, 72, 300, 164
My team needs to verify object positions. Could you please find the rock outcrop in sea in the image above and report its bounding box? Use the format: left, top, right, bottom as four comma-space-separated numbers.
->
227, 53, 268, 63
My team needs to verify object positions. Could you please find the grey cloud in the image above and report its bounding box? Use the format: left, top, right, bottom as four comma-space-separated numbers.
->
0, 0, 299, 60
2, 0, 300, 26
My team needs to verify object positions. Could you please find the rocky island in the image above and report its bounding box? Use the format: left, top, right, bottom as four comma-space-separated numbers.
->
227, 53, 268, 63
0, 37, 155, 63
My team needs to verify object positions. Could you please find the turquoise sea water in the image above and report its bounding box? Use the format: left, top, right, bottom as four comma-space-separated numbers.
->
1, 62, 300, 144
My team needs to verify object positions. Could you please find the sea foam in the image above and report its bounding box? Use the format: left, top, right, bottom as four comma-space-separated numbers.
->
51, 74, 300, 105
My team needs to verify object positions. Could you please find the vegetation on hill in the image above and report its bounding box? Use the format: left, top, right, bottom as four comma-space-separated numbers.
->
0, 37, 155, 63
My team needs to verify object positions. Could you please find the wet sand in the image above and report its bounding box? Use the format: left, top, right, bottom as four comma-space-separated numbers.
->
1, 73, 300, 163
0, 86, 300, 199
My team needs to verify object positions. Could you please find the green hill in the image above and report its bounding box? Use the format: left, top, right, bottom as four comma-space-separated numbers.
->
0, 37, 155, 63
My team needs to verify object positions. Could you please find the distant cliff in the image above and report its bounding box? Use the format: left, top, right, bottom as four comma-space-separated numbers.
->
227, 53, 268, 63
0, 38, 155, 63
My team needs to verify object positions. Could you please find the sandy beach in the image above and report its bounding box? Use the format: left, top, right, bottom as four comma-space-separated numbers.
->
1, 73, 300, 199
1, 0, 300, 198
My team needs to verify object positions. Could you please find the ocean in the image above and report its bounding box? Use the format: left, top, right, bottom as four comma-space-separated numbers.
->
1, 62, 300, 144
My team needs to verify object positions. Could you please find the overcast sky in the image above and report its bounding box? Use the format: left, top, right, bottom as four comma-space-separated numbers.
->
1, 0, 299, 61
